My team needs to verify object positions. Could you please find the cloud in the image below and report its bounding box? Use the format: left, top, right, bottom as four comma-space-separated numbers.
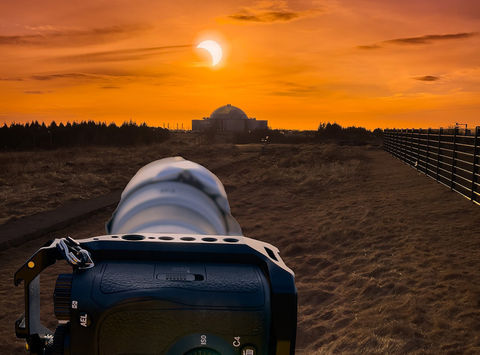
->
229, 10, 300, 22
100, 86, 121, 89
0, 77, 24, 81
225, 1, 321, 24
28, 70, 173, 84
24, 25, 62, 32
414, 75, 440, 81
0, 24, 148, 46
270, 82, 320, 96
31, 73, 98, 81
59, 45, 191, 63
357, 44, 382, 50
386, 32, 477, 45
359, 32, 477, 50
23, 90, 45, 94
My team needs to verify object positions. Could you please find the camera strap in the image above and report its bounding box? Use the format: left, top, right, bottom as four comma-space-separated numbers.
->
57, 237, 95, 269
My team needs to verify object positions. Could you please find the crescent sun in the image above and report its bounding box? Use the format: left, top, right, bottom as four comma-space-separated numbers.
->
197, 40, 223, 66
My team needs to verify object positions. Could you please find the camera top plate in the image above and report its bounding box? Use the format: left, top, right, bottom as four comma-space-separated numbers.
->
77, 233, 293, 275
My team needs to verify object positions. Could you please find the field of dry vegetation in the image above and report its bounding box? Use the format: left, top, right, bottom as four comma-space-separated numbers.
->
1, 138, 480, 354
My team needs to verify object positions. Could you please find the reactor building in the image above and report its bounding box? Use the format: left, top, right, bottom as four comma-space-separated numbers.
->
192, 104, 268, 132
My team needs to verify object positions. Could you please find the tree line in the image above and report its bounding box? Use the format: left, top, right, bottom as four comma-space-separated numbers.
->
0, 121, 170, 151
0, 120, 382, 150
316, 122, 383, 143
230, 123, 383, 145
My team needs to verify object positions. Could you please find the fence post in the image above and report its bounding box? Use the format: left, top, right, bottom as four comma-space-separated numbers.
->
398, 129, 401, 160
384, 129, 387, 151
416, 129, 421, 170
405, 128, 409, 163
390, 129, 394, 156
395, 129, 402, 160
450, 126, 458, 190
408, 128, 412, 164
383, 129, 392, 153
436, 127, 442, 182
398, 129, 402, 159
408, 128, 411, 162
384, 129, 387, 152
409, 128, 414, 166
405, 128, 408, 162
391, 130, 394, 153
471, 126, 479, 202
390, 129, 393, 155
425, 128, 431, 176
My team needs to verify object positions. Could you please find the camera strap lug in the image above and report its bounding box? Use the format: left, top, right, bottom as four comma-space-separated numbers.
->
57, 237, 94, 270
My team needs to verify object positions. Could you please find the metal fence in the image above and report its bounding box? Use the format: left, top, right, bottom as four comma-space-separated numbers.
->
383, 127, 480, 206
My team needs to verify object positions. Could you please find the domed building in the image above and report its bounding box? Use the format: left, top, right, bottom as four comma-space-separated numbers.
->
192, 104, 268, 132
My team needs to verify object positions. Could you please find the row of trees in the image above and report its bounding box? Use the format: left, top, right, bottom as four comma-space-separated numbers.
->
229, 123, 382, 145
0, 120, 383, 150
317, 122, 383, 143
0, 121, 170, 150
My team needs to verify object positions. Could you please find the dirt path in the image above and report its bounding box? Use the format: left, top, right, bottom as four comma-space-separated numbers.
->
1, 145, 479, 354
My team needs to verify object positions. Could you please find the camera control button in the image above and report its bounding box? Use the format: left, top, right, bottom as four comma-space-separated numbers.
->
241, 346, 256, 355
79, 312, 91, 327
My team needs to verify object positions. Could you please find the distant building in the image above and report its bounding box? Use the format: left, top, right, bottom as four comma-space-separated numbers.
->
192, 104, 268, 132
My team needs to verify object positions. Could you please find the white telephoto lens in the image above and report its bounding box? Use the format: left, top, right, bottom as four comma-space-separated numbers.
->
106, 157, 242, 236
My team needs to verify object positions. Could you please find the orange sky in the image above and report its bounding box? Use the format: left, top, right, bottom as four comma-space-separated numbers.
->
0, 0, 479, 130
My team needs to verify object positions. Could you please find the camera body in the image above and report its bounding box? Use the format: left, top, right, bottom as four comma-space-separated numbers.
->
15, 233, 296, 354
15, 157, 297, 354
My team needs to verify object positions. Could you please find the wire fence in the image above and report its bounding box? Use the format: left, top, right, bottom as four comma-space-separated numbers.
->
383, 126, 480, 206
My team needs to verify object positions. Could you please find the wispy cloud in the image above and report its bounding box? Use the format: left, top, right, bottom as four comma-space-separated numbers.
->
100, 86, 121, 89
225, 0, 321, 24
356, 44, 381, 50
358, 32, 477, 50
229, 10, 300, 23
0, 72, 126, 83
386, 32, 477, 45
28, 70, 173, 84
270, 82, 320, 96
23, 90, 45, 94
0, 77, 24, 81
414, 75, 440, 81
31, 73, 98, 81
59, 45, 191, 63
0, 24, 149, 46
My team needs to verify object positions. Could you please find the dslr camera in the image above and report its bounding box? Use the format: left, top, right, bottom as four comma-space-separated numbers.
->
15, 157, 297, 354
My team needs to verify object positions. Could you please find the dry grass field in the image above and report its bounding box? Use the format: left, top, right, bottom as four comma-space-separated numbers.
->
1, 140, 480, 354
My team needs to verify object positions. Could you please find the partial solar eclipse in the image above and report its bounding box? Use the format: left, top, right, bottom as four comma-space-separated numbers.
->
197, 40, 223, 66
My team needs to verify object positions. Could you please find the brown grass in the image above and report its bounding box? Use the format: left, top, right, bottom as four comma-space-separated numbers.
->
0, 144, 173, 224
1, 141, 480, 354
